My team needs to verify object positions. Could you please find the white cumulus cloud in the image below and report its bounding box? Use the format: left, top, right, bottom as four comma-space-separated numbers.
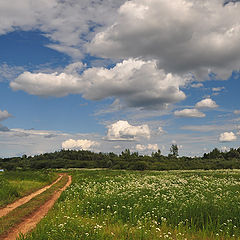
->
11, 71, 82, 97
147, 144, 158, 151
174, 109, 205, 118
136, 144, 158, 152
195, 98, 218, 109
106, 120, 150, 141
89, 0, 240, 80
136, 144, 146, 151
11, 59, 187, 109
0, 109, 12, 121
219, 132, 237, 142
62, 139, 99, 150
0, 0, 125, 58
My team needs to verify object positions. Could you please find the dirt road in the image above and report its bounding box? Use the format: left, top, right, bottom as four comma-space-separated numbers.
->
0, 175, 63, 218
2, 175, 72, 240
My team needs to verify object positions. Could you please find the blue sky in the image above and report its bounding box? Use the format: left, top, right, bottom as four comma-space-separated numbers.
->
0, 0, 240, 158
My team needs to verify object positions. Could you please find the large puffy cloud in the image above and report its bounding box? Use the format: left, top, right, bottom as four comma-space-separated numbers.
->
62, 139, 99, 150
0, 0, 124, 58
219, 132, 237, 142
0, 110, 12, 121
174, 109, 205, 118
106, 120, 150, 141
11, 59, 187, 109
81, 59, 187, 109
195, 98, 218, 109
11, 71, 81, 97
3, 0, 240, 78
10, 62, 86, 97
2, 0, 240, 79
89, 0, 240, 80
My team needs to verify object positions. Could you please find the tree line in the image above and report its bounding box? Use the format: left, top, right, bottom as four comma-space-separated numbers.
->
0, 145, 240, 171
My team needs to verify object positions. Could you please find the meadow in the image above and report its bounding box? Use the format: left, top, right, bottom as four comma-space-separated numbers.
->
19, 169, 240, 240
0, 170, 57, 207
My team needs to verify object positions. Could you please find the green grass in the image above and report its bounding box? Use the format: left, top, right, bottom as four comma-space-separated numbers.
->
20, 170, 240, 239
0, 170, 57, 207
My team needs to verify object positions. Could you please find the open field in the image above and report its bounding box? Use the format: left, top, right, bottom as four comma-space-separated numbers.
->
19, 169, 240, 240
0, 171, 57, 208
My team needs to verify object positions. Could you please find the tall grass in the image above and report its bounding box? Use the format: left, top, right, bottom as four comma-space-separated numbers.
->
0, 170, 57, 207
20, 170, 240, 239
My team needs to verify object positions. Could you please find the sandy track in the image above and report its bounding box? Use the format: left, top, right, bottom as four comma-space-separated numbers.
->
3, 175, 72, 240
0, 175, 63, 218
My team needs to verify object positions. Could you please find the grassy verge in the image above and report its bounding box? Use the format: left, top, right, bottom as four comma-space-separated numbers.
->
0, 171, 57, 207
0, 174, 69, 238
18, 211, 237, 240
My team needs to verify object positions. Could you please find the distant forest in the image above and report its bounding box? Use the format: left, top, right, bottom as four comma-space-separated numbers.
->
1, 145, 240, 171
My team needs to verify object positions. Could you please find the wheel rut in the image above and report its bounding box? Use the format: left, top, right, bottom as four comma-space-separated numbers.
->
0, 174, 72, 240
0, 175, 63, 218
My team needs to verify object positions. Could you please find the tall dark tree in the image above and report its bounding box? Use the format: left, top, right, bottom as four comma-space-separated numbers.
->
169, 144, 179, 157
152, 149, 161, 158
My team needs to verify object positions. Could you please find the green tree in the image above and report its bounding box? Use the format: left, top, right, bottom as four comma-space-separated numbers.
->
152, 149, 161, 158
121, 149, 131, 160
225, 148, 240, 159
169, 144, 178, 157
209, 148, 222, 159
130, 161, 148, 171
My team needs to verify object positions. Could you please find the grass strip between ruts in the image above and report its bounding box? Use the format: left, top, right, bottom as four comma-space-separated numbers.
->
0, 174, 69, 238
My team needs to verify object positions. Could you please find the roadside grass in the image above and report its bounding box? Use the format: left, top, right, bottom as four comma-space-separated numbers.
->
0, 171, 57, 207
0, 174, 69, 238
19, 170, 240, 240
18, 216, 237, 240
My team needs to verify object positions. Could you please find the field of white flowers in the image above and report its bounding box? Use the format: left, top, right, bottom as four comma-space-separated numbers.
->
20, 170, 240, 240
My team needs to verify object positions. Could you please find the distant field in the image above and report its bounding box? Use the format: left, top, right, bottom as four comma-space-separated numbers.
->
20, 169, 240, 240
0, 171, 57, 207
